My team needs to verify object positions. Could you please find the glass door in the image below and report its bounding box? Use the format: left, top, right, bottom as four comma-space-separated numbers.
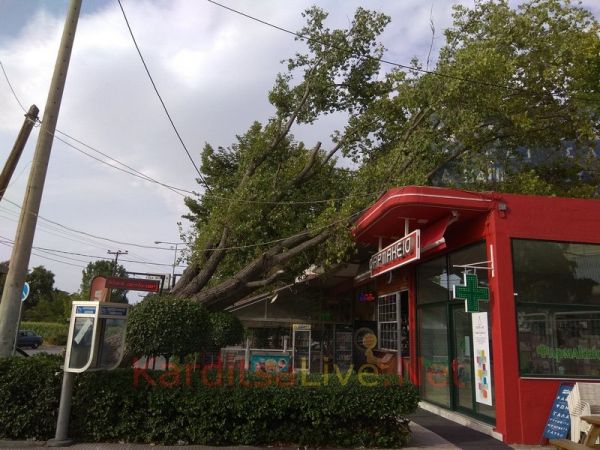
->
450, 303, 496, 422
451, 304, 474, 412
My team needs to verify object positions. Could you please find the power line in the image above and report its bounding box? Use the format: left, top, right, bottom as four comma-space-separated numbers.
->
1, 60, 382, 206
0, 61, 26, 112
116, 0, 212, 192
206, 0, 599, 102
0, 235, 185, 268
1, 197, 173, 250
0, 241, 86, 268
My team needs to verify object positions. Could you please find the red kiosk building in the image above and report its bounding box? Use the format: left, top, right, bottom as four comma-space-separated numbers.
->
353, 186, 600, 444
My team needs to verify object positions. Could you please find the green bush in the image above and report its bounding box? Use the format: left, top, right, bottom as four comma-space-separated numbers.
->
208, 311, 244, 350
20, 321, 68, 345
0, 356, 419, 447
126, 295, 210, 361
0, 354, 62, 439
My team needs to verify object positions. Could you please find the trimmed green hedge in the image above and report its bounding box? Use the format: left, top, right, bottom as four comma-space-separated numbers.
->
0, 356, 420, 447
20, 321, 68, 346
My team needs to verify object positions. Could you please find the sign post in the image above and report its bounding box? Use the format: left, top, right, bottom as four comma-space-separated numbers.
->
11, 282, 30, 356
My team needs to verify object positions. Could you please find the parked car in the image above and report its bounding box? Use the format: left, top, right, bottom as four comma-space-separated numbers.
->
17, 330, 43, 349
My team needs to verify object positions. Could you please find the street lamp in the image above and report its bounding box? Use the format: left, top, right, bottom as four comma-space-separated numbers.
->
154, 241, 184, 289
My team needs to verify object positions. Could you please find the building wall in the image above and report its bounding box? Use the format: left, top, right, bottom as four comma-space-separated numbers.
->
489, 193, 600, 444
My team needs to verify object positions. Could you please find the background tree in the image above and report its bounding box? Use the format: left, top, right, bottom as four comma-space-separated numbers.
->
25, 266, 55, 310
79, 260, 128, 303
23, 289, 70, 323
173, 0, 599, 309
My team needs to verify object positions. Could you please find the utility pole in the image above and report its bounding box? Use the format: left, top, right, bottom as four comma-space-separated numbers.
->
107, 249, 128, 274
0, 105, 40, 202
0, 0, 82, 358
106, 250, 127, 302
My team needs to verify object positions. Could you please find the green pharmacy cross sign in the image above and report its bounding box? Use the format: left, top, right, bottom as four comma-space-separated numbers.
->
453, 273, 490, 313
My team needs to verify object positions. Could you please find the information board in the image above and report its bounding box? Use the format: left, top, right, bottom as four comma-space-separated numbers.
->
472, 312, 493, 405
542, 383, 574, 440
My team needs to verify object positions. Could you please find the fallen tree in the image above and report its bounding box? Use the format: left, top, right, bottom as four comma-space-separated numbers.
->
173, 1, 600, 309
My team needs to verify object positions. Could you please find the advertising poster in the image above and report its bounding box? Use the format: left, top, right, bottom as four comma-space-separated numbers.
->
250, 353, 290, 373
472, 312, 493, 405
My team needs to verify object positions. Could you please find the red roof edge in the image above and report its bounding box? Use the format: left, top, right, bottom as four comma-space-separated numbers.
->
353, 186, 495, 240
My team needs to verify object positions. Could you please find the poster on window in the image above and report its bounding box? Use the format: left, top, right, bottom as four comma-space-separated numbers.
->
472, 312, 493, 405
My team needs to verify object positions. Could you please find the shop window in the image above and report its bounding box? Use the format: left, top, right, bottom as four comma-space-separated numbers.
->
513, 239, 600, 378
378, 293, 399, 350
417, 256, 450, 304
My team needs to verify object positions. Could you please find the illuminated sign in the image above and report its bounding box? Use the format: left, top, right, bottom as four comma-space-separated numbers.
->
358, 292, 376, 302
105, 277, 161, 293
369, 230, 420, 277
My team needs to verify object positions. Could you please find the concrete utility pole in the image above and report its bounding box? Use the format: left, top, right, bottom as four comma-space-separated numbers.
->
0, 0, 82, 357
0, 105, 40, 202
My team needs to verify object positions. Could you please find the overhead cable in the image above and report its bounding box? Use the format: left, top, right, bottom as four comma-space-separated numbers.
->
116, 0, 212, 192
206, 0, 599, 102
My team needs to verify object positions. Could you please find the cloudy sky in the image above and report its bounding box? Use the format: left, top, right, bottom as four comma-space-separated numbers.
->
0, 0, 598, 296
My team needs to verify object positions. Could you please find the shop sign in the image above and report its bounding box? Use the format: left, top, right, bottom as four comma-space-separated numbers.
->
358, 291, 376, 302
472, 312, 493, 406
369, 230, 420, 277
453, 273, 489, 313
105, 277, 161, 293
292, 323, 311, 331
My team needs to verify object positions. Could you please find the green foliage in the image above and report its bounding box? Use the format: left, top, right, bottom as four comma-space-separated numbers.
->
208, 311, 244, 350
79, 260, 128, 303
126, 295, 210, 359
178, 1, 599, 306
0, 355, 62, 440
22, 289, 72, 323
0, 356, 419, 447
25, 265, 55, 310
21, 321, 68, 345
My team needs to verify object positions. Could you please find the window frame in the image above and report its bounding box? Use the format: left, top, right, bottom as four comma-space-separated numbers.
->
377, 292, 401, 352
512, 238, 600, 379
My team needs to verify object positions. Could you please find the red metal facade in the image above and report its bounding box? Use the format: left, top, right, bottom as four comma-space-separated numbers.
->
353, 186, 600, 444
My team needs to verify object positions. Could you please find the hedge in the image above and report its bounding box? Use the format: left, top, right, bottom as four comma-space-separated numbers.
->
0, 356, 420, 447
20, 321, 68, 346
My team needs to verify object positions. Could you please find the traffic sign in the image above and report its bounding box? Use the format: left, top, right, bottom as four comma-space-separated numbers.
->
21, 282, 30, 302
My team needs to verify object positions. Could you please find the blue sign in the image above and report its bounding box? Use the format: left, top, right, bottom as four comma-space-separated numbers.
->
100, 306, 127, 316
21, 282, 30, 302
542, 383, 574, 440
76, 305, 97, 315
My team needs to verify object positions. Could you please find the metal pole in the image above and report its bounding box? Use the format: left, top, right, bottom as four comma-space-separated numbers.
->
171, 243, 178, 289
0, 105, 39, 202
0, 0, 82, 357
47, 371, 74, 447
11, 299, 24, 356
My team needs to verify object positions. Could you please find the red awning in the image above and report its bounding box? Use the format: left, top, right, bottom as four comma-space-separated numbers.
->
419, 212, 459, 255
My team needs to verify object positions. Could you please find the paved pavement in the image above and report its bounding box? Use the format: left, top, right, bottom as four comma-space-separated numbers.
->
18, 344, 64, 357
0, 407, 556, 449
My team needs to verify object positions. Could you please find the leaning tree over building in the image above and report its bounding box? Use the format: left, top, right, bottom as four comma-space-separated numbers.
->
172, 1, 600, 309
